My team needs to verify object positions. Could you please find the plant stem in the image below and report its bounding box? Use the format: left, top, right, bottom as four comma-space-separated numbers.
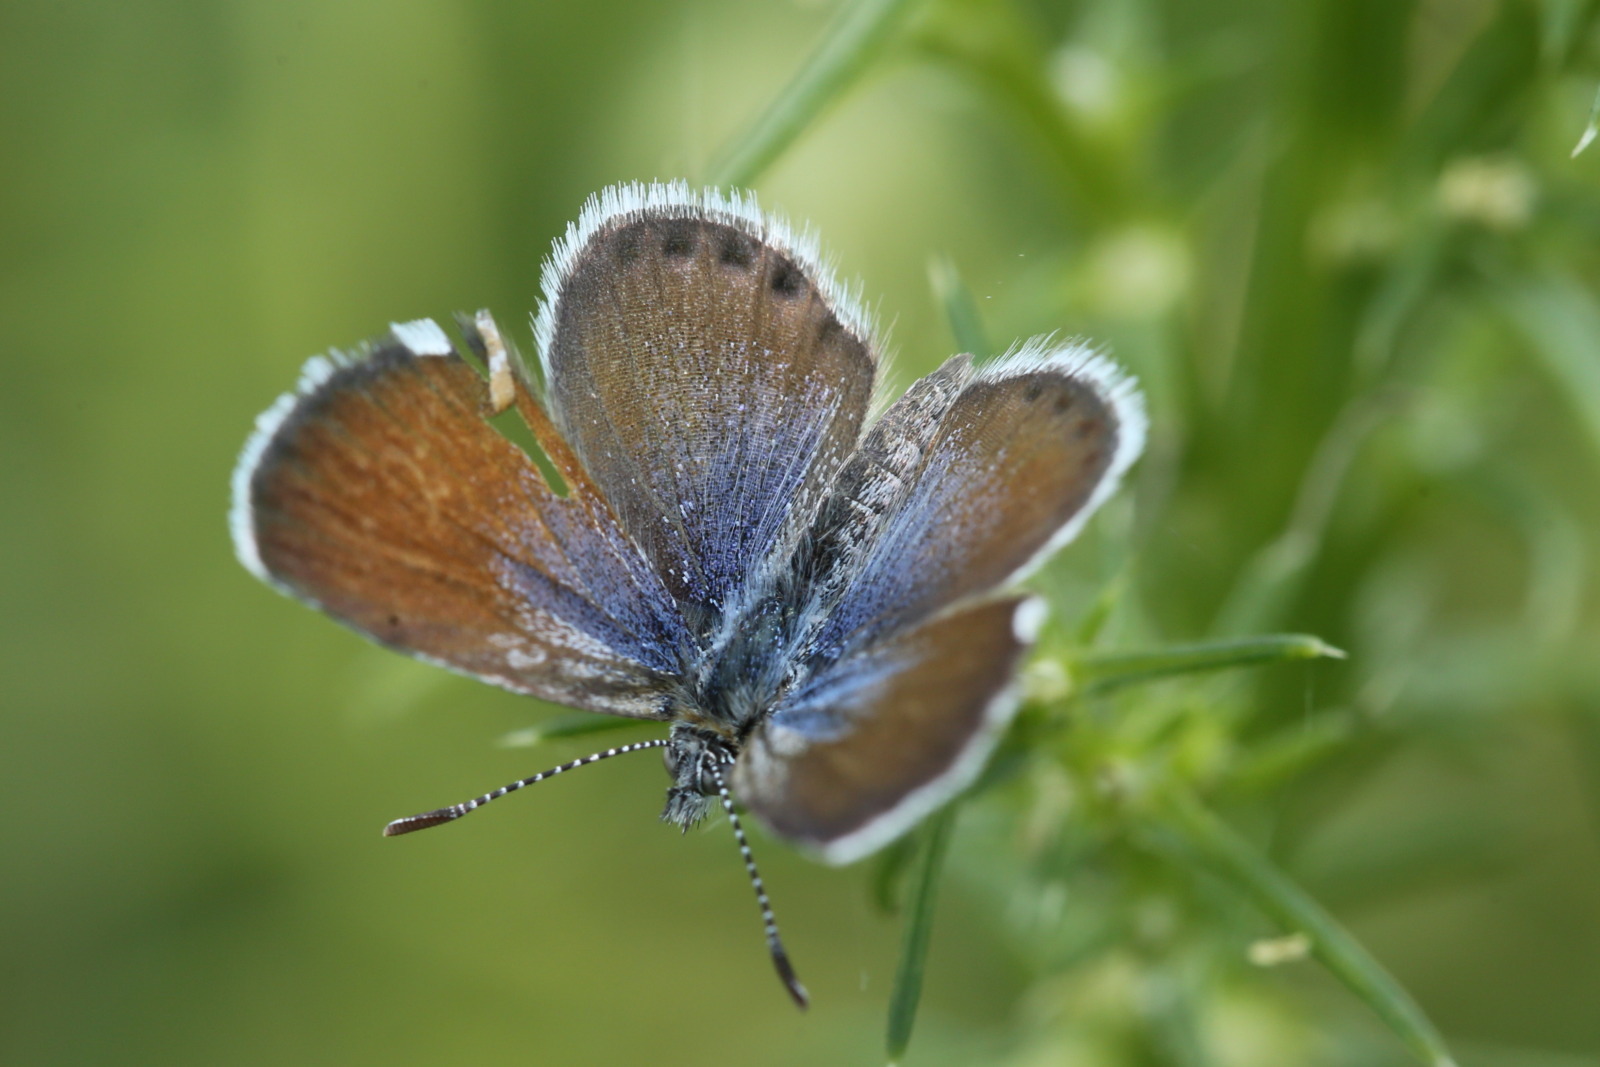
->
1572, 83, 1600, 157
1075, 634, 1345, 695
1160, 788, 1458, 1067
929, 254, 989, 356
706, 0, 929, 188
885, 806, 957, 1063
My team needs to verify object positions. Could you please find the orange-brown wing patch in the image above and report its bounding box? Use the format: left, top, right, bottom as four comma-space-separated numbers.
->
234, 326, 684, 718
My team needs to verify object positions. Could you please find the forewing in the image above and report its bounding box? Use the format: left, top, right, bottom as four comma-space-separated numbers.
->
231, 319, 685, 719
731, 596, 1040, 864
536, 183, 878, 624
805, 342, 1145, 662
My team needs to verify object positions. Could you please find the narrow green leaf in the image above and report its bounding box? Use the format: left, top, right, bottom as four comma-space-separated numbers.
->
1075, 634, 1345, 695
885, 806, 957, 1063
1542, 0, 1589, 66
1159, 789, 1458, 1067
1211, 395, 1394, 638
1498, 274, 1600, 464
1353, 225, 1450, 380
870, 833, 921, 915
911, 4, 1123, 210
928, 254, 989, 356
706, 0, 929, 188
496, 713, 648, 748
1468, 465, 1588, 646
1571, 83, 1600, 157
1221, 710, 1357, 798
1072, 571, 1128, 648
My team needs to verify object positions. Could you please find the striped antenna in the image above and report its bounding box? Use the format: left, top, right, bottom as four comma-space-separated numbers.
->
714, 766, 809, 1009
382, 739, 670, 836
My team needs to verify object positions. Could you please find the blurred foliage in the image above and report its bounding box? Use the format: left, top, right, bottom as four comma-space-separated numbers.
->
3, 1, 1600, 1065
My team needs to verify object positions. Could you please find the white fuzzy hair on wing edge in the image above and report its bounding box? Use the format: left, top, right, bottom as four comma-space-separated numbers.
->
228, 319, 456, 589
809, 342, 1145, 864
530, 181, 882, 386
228, 352, 347, 587
976, 335, 1148, 587
808, 596, 1046, 865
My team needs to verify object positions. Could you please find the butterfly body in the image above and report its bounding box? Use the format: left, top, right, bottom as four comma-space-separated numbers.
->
652, 349, 999, 827
659, 723, 739, 828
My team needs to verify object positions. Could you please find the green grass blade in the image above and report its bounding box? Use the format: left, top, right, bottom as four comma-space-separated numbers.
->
1160, 789, 1458, 1067
1076, 634, 1345, 695
885, 806, 957, 1064
1572, 83, 1600, 157
911, 7, 1122, 210
496, 713, 650, 748
1221, 710, 1357, 798
929, 254, 989, 356
1211, 395, 1395, 638
870, 832, 921, 915
1498, 274, 1600, 463
706, 0, 929, 188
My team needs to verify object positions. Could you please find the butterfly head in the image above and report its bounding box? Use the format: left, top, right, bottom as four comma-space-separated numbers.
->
660, 720, 739, 830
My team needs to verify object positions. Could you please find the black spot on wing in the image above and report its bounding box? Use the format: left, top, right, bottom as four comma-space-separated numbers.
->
716, 229, 755, 269
768, 256, 805, 298
609, 222, 644, 264
660, 218, 698, 258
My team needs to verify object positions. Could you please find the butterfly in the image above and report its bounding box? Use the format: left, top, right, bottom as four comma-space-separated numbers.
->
230, 182, 1145, 1006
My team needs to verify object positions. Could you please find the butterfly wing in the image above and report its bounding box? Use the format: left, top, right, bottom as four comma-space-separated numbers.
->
231, 319, 685, 719
732, 595, 1040, 863
733, 343, 1146, 861
535, 183, 878, 627
807, 342, 1146, 663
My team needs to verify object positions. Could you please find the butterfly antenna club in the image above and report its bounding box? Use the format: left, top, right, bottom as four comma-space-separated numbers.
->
715, 766, 810, 1009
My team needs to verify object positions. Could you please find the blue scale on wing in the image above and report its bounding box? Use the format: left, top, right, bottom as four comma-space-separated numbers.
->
799, 363, 1123, 671
496, 491, 684, 674
780, 355, 974, 669
696, 355, 971, 723
730, 362, 1127, 858
543, 213, 876, 639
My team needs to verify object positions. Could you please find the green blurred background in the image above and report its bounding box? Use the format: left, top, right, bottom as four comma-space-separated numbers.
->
4, 0, 1600, 1064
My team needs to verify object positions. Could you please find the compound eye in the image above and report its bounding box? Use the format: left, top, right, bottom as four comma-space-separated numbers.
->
694, 762, 724, 797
